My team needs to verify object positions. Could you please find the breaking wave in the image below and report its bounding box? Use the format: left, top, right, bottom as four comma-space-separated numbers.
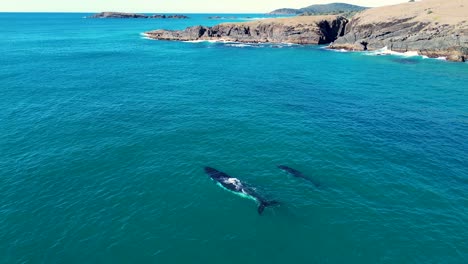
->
365, 47, 420, 57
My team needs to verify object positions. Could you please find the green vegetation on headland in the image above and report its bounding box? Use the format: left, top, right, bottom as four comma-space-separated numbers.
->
269, 2, 367, 16
299, 10, 361, 19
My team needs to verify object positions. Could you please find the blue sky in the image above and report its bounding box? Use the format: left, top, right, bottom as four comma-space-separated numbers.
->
1, 0, 409, 13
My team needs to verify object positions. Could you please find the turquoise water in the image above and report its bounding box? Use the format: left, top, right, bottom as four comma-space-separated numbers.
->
1, 13, 467, 263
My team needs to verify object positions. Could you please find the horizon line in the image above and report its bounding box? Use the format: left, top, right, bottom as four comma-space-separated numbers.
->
0, 11, 281, 14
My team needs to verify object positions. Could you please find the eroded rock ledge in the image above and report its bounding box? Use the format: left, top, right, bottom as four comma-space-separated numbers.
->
328, 0, 468, 62
145, 16, 348, 44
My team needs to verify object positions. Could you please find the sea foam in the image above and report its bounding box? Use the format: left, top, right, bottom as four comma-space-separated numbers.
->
183, 39, 234, 43
365, 47, 420, 57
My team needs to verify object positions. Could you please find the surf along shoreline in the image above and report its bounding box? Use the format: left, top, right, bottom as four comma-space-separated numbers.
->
142, 0, 467, 62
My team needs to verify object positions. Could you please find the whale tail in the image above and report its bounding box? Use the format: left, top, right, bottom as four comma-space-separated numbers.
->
258, 200, 279, 215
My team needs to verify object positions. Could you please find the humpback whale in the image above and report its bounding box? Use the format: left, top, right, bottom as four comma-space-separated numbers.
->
277, 165, 320, 187
204, 167, 279, 214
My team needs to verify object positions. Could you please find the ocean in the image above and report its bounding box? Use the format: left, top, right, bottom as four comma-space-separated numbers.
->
1, 13, 467, 263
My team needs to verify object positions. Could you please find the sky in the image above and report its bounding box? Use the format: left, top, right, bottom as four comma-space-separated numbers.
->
0, 0, 410, 13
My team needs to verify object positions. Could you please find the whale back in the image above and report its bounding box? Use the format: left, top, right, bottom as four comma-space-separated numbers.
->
204, 167, 231, 180
278, 165, 320, 187
277, 165, 302, 177
204, 167, 279, 214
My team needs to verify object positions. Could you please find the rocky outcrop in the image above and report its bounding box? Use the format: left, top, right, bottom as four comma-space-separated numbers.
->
152, 14, 189, 19
90, 12, 147, 18
329, 0, 468, 62
145, 16, 348, 44
90, 12, 189, 19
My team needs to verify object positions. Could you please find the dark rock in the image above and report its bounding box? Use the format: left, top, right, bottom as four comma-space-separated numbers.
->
145, 16, 348, 45
166, 15, 189, 19
89, 12, 189, 19
90, 12, 148, 18
329, 0, 468, 62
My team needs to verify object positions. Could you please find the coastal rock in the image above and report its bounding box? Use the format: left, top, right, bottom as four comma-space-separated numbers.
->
90, 12, 148, 18
145, 16, 348, 44
90, 12, 189, 19
149, 14, 189, 19
329, 0, 468, 62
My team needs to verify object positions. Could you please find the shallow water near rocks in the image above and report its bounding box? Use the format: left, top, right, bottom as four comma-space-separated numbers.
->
1, 13, 467, 264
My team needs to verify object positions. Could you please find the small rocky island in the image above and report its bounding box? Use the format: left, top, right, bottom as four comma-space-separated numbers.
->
89, 12, 189, 19
145, 16, 348, 44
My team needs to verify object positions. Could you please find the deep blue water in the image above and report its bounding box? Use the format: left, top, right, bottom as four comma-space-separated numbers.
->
1, 13, 467, 264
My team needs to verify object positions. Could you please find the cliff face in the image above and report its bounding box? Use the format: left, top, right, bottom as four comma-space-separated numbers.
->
145, 16, 348, 44
329, 0, 468, 62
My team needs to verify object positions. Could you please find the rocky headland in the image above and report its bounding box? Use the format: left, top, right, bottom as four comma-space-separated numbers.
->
142, 0, 467, 62
329, 0, 468, 62
144, 16, 348, 44
269, 3, 366, 15
90, 12, 189, 19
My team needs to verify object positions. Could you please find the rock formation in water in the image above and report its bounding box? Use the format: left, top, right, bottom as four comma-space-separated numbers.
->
329, 0, 468, 62
89, 12, 189, 19
145, 16, 348, 44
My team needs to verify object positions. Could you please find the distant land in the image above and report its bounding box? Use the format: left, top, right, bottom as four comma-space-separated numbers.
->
269, 2, 367, 15
89, 12, 189, 19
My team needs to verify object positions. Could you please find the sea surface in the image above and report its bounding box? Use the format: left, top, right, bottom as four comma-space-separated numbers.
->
1, 13, 467, 264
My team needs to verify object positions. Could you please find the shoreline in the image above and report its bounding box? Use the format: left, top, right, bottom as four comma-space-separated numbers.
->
142, 0, 467, 63
141, 32, 464, 63
326, 46, 458, 62
328, 45, 466, 62
144, 15, 348, 45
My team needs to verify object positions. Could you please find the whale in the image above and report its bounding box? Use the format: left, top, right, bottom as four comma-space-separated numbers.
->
277, 165, 320, 187
204, 167, 279, 214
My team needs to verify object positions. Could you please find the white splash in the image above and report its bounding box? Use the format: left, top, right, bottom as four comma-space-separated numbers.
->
183, 40, 208, 43
139, 33, 155, 40
330, 48, 349, 53
365, 47, 420, 57
183, 39, 234, 43
215, 182, 257, 202
226, 177, 242, 186
225, 43, 252, 48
